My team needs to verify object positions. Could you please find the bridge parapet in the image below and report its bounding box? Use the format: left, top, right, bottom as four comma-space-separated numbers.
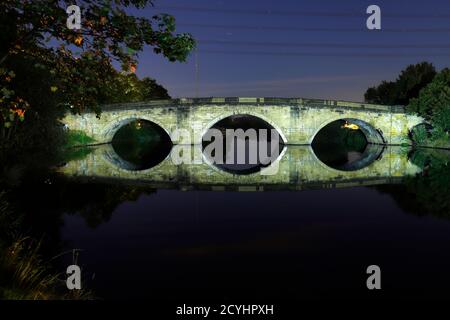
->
95, 97, 405, 113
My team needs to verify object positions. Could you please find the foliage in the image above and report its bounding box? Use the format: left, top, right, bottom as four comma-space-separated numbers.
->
0, 237, 60, 300
365, 62, 436, 105
407, 69, 450, 147
0, 0, 193, 161
99, 72, 170, 104
364, 81, 397, 105
0, 192, 93, 300
65, 130, 96, 147
0, 68, 28, 129
407, 69, 450, 130
410, 124, 429, 144
365, 62, 449, 148
0, 0, 194, 117
0, 52, 66, 161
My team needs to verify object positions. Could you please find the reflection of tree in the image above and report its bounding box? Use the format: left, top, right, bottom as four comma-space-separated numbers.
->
377, 149, 450, 218
2, 165, 157, 252
0, 164, 156, 298
60, 181, 157, 228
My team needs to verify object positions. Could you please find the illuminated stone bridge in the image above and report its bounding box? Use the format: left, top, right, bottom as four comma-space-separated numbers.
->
62, 97, 423, 145
59, 145, 421, 192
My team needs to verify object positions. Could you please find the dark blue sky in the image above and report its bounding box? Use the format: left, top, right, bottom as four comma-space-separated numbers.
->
132, 0, 450, 101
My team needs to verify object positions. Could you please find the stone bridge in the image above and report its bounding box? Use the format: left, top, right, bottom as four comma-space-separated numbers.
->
62, 97, 423, 145
59, 145, 421, 192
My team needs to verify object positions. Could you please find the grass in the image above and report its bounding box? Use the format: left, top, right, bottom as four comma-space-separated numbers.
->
411, 125, 450, 150
0, 193, 93, 300
65, 130, 96, 148
59, 130, 98, 162
417, 137, 450, 150
0, 238, 60, 300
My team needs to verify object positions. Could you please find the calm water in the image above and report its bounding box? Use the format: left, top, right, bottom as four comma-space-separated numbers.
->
45, 140, 450, 301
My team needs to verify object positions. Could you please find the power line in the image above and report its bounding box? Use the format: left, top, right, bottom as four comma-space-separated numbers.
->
155, 5, 360, 17
200, 49, 450, 58
198, 39, 450, 49
178, 23, 450, 33
194, 47, 199, 97
155, 5, 450, 19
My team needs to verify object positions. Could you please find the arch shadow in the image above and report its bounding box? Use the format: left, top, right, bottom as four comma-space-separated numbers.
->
107, 119, 173, 171
311, 118, 386, 171
201, 113, 286, 175
103, 116, 171, 143
310, 117, 386, 145
201, 112, 288, 145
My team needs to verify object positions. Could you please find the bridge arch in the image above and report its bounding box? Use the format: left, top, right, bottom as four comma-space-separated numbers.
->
107, 118, 173, 171
200, 111, 288, 144
102, 115, 171, 143
200, 143, 287, 177
311, 144, 385, 172
309, 117, 386, 145
408, 122, 432, 141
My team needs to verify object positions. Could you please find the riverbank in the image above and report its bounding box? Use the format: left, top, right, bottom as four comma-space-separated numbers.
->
0, 192, 93, 300
415, 138, 450, 150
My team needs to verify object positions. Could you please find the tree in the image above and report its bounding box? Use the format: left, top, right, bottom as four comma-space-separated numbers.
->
0, 1, 194, 155
140, 77, 170, 100
99, 72, 170, 104
0, 0, 194, 118
364, 62, 436, 105
364, 81, 397, 105
407, 68, 450, 134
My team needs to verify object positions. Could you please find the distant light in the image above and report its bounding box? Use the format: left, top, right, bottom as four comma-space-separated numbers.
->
343, 122, 360, 130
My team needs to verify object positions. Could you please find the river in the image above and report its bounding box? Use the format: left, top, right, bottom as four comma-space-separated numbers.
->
48, 140, 450, 300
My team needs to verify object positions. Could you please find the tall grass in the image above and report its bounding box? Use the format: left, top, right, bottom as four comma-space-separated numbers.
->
0, 193, 93, 300
1, 238, 60, 299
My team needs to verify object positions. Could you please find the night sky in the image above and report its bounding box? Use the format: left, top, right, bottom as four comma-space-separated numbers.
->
131, 0, 450, 101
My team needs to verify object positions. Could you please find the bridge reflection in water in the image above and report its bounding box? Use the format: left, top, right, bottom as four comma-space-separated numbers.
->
59, 144, 421, 191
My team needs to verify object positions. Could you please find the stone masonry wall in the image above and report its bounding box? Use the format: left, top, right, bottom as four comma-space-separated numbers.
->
61, 98, 423, 145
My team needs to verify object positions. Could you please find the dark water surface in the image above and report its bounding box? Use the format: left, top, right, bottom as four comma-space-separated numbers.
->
60, 186, 450, 300
50, 141, 450, 301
